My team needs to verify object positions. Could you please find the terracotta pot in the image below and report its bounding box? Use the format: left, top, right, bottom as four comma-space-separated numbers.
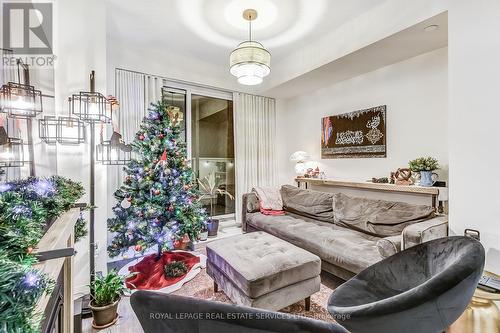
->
90, 298, 119, 328
207, 219, 219, 237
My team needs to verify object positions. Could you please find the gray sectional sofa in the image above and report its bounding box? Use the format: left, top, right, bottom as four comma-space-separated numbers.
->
242, 185, 448, 280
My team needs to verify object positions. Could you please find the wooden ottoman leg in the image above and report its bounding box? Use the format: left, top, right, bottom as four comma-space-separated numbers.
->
305, 297, 311, 311
214, 281, 219, 293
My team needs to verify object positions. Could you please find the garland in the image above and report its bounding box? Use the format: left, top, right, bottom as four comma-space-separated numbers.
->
0, 176, 84, 333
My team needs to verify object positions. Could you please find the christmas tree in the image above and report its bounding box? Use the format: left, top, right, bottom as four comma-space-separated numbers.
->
107, 101, 207, 259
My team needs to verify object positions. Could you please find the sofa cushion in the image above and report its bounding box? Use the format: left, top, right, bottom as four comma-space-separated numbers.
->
333, 193, 435, 237
376, 235, 402, 258
246, 192, 260, 213
206, 231, 321, 299
280, 185, 334, 222
246, 213, 384, 274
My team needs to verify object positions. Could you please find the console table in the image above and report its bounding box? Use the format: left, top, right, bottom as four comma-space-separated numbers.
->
295, 177, 442, 209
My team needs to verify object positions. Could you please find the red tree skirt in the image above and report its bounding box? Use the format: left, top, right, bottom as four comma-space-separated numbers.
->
125, 251, 200, 290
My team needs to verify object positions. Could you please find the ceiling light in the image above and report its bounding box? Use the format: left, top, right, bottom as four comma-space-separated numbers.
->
424, 25, 439, 32
230, 9, 271, 86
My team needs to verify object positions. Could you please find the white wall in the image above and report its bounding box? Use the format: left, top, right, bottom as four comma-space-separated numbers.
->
276, 47, 448, 186
448, 0, 500, 273
53, 0, 108, 297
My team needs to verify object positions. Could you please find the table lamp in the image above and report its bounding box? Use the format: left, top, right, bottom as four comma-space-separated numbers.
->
289, 151, 310, 175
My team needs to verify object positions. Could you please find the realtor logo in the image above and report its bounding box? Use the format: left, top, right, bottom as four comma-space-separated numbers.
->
3, 3, 53, 54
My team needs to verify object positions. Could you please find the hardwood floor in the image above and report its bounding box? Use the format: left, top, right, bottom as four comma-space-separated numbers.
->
82, 225, 243, 332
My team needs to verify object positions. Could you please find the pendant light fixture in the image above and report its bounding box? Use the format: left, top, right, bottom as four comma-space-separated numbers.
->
230, 9, 271, 85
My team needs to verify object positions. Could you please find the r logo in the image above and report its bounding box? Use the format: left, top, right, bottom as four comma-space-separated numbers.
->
3, 3, 53, 54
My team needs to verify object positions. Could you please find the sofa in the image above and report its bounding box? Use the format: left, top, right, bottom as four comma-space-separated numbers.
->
242, 185, 448, 280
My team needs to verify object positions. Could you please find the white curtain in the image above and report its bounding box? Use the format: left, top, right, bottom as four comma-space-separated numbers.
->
145, 75, 165, 109
115, 70, 146, 143
109, 70, 165, 212
233, 92, 278, 223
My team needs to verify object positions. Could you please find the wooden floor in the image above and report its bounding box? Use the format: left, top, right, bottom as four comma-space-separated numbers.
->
82, 296, 143, 333
83, 224, 243, 332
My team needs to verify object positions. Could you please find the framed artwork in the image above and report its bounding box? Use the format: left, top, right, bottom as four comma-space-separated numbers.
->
321, 105, 386, 159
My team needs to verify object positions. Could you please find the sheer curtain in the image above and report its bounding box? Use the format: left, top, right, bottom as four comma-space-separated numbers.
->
109, 70, 165, 212
115, 70, 146, 143
114, 70, 166, 143
233, 92, 278, 223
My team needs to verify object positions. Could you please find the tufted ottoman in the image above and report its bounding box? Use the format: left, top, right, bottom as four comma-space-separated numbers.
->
206, 231, 321, 311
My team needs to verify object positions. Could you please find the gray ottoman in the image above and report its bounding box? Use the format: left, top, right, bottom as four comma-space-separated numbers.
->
206, 231, 321, 311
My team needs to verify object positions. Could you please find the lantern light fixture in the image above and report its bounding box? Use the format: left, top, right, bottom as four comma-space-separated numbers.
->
0, 60, 43, 118
69, 71, 111, 123
0, 126, 27, 168
96, 131, 132, 165
39, 116, 86, 145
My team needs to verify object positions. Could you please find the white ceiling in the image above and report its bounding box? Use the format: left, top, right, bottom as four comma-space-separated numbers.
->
106, 0, 387, 88
266, 12, 448, 98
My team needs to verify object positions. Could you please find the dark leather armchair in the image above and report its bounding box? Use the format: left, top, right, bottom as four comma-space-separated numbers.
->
327, 236, 485, 333
131, 290, 348, 333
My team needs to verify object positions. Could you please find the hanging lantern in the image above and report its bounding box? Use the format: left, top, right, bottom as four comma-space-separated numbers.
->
69, 71, 111, 123
0, 126, 26, 167
39, 116, 86, 145
96, 131, 132, 165
0, 60, 43, 118
0, 82, 43, 118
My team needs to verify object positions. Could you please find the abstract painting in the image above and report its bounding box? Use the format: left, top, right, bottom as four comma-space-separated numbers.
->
321, 105, 386, 158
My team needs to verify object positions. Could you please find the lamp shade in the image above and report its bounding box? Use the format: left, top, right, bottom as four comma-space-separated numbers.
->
230, 41, 271, 86
289, 151, 310, 163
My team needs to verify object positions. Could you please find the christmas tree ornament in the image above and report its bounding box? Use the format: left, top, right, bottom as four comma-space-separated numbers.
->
121, 197, 131, 208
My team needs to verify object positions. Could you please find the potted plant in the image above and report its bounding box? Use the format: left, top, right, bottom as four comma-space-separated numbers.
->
89, 270, 128, 329
197, 172, 234, 237
409, 157, 439, 187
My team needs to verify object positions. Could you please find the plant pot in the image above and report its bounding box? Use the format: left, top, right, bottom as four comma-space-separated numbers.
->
199, 230, 209, 241
207, 219, 219, 237
419, 171, 438, 187
174, 234, 192, 250
89, 298, 119, 329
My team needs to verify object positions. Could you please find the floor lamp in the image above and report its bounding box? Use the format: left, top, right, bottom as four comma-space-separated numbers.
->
69, 71, 111, 316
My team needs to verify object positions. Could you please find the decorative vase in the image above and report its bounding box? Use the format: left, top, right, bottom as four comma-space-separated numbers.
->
90, 298, 119, 329
419, 170, 438, 187
207, 219, 219, 237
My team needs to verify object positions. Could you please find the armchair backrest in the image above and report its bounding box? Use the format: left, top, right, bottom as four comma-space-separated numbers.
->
131, 290, 348, 333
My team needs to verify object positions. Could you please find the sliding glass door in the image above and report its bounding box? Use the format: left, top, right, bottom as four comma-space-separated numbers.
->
191, 95, 235, 217
161, 85, 235, 218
